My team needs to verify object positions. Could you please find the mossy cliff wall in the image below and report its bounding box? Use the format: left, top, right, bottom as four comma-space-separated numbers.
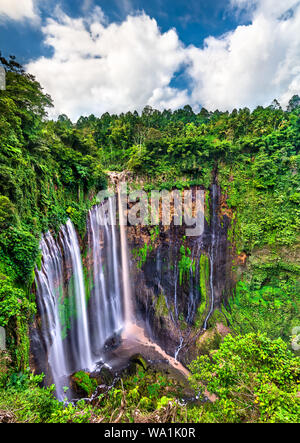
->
126, 184, 235, 365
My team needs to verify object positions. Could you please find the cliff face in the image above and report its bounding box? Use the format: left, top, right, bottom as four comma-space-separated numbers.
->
30, 181, 236, 383
127, 184, 235, 365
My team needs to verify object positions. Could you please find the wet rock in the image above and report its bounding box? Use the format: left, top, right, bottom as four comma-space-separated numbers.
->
127, 184, 235, 366
104, 333, 122, 351
128, 354, 148, 371
96, 364, 116, 386
196, 322, 230, 355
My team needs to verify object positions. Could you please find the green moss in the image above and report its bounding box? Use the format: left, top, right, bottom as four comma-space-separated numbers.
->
133, 243, 151, 269
225, 278, 300, 343
207, 309, 227, 329
132, 227, 159, 269
72, 371, 98, 397
205, 190, 210, 223
178, 245, 194, 285
58, 287, 76, 341
83, 265, 93, 304
196, 328, 223, 354
178, 312, 187, 330
155, 293, 169, 318
15, 318, 30, 371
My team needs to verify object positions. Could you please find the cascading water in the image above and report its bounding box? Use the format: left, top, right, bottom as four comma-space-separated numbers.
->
174, 336, 184, 362
87, 200, 123, 354
173, 261, 179, 321
115, 181, 189, 377
35, 201, 125, 399
203, 183, 218, 330
35, 233, 68, 400
35, 183, 218, 395
60, 220, 93, 371
118, 184, 133, 329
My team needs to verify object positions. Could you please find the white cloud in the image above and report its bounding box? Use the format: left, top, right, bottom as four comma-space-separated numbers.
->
186, 0, 300, 111
0, 0, 39, 22
82, 0, 93, 13
118, 0, 134, 15
230, 0, 299, 19
26, 0, 300, 118
27, 10, 188, 120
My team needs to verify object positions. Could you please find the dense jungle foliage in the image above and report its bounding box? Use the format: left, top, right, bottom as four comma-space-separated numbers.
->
0, 54, 299, 423
0, 333, 299, 423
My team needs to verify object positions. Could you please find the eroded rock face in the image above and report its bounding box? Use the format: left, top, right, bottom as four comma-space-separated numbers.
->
29, 181, 236, 392
29, 320, 52, 387
127, 184, 235, 365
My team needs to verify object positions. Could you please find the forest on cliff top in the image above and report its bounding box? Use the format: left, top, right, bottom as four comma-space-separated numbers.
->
0, 54, 299, 423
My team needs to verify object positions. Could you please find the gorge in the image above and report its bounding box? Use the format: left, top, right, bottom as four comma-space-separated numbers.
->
1, 55, 299, 422
31, 179, 231, 400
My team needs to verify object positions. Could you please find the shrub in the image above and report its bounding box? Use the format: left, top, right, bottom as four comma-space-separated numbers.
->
189, 332, 300, 423
0, 196, 16, 230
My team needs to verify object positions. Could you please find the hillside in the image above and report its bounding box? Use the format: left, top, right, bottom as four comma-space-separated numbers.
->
0, 55, 299, 424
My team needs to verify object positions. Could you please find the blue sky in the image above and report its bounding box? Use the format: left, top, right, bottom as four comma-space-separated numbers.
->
0, 1, 243, 65
0, 0, 299, 120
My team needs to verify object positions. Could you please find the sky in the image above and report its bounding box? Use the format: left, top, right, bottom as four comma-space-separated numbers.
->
0, 0, 300, 120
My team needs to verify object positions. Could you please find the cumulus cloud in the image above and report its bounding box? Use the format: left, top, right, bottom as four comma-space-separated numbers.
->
230, 0, 300, 19
26, 0, 300, 118
0, 0, 39, 22
186, 0, 300, 111
27, 9, 188, 120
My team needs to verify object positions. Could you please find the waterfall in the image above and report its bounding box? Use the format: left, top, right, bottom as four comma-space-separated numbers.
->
35, 203, 125, 399
35, 183, 207, 395
35, 233, 68, 400
60, 220, 93, 371
112, 180, 189, 376
87, 200, 123, 354
118, 184, 133, 330
174, 336, 184, 362
174, 262, 179, 320
203, 184, 218, 330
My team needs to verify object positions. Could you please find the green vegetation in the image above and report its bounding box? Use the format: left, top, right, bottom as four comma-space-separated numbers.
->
189, 333, 300, 423
178, 244, 194, 285
133, 242, 151, 269
226, 280, 300, 342
72, 371, 98, 397
0, 54, 299, 423
155, 293, 169, 318
132, 226, 159, 268
0, 54, 106, 367
0, 368, 95, 423
0, 333, 298, 423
